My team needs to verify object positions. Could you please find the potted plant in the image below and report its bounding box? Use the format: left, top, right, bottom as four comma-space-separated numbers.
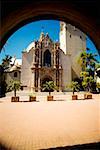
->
83, 77, 94, 99
81, 73, 94, 99
7, 80, 21, 102
29, 92, 36, 102
68, 81, 80, 100
42, 81, 57, 101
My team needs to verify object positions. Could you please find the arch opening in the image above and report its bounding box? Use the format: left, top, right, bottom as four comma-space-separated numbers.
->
43, 50, 51, 67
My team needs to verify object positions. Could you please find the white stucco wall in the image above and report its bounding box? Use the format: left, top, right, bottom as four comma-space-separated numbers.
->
21, 48, 34, 88
60, 22, 86, 79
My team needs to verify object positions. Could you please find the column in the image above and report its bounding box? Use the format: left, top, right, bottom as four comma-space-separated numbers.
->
31, 69, 35, 92
53, 50, 56, 68
59, 69, 62, 92
38, 70, 41, 92
39, 48, 41, 68
32, 48, 35, 67
31, 49, 36, 92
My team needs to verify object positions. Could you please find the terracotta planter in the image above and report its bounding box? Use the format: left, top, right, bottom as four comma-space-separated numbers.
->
47, 96, 53, 101
11, 96, 19, 102
72, 95, 78, 100
84, 94, 92, 99
29, 96, 36, 102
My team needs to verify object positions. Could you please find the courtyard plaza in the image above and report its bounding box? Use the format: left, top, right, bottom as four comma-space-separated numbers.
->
0, 91, 100, 150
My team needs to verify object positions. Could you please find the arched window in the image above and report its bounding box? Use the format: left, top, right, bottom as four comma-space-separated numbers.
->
14, 72, 17, 77
43, 50, 51, 67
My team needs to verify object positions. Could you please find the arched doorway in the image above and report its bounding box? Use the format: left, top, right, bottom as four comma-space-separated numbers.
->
41, 76, 54, 92
43, 50, 51, 67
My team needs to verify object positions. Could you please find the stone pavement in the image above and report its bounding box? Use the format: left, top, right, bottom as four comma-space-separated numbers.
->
0, 92, 100, 150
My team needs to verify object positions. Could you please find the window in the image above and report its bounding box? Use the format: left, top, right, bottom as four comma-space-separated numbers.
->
14, 72, 17, 77
80, 36, 82, 39
43, 50, 51, 67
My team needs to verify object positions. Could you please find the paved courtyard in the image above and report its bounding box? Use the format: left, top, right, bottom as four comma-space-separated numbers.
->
0, 92, 100, 149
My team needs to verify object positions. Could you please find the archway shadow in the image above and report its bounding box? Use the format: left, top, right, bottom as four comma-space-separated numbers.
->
40, 142, 100, 150
0, 142, 11, 150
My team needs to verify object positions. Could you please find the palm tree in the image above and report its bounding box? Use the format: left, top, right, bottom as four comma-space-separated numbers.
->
86, 53, 98, 77
67, 81, 80, 100
82, 76, 95, 92
7, 80, 21, 97
78, 51, 88, 71
42, 81, 57, 96
69, 81, 80, 95
79, 50, 99, 92
78, 51, 98, 73
95, 63, 100, 70
87, 53, 98, 64
1, 55, 12, 70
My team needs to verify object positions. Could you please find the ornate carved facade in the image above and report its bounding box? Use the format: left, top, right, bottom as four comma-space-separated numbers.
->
21, 33, 63, 92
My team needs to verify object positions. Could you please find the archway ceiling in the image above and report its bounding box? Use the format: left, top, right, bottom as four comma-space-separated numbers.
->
1, 0, 100, 54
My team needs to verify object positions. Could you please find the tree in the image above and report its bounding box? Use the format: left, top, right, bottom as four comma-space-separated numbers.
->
78, 51, 88, 71
7, 80, 21, 97
0, 55, 12, 96
79, 51, 98, 76
42, 81, 57, 96
86, 53, 98, 77
82, 75, 95, 92
1, 55, 12, 70
95, 63, 100, 70
0, 65, 7, 97
95, 63, 100, 78
96, 83, 100, 93
68, 81, 80, 95
80, 70, 96, 92
78, 49, 99, 92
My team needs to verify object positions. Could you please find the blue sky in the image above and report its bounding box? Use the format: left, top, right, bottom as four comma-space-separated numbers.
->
0, 20, 100, 63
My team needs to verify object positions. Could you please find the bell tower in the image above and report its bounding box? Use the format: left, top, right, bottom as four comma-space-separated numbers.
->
59, 21, 86, 88
60, 22, 67, 54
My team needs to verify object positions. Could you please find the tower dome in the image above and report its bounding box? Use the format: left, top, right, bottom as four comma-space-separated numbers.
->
26, 41, 35, 52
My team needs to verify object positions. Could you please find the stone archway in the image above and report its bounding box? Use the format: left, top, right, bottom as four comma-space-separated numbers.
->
1, 1, 100, 53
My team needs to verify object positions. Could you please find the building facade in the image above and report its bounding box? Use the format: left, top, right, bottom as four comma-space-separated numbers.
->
21, 22, 86, 92
4, 58, 21, 85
